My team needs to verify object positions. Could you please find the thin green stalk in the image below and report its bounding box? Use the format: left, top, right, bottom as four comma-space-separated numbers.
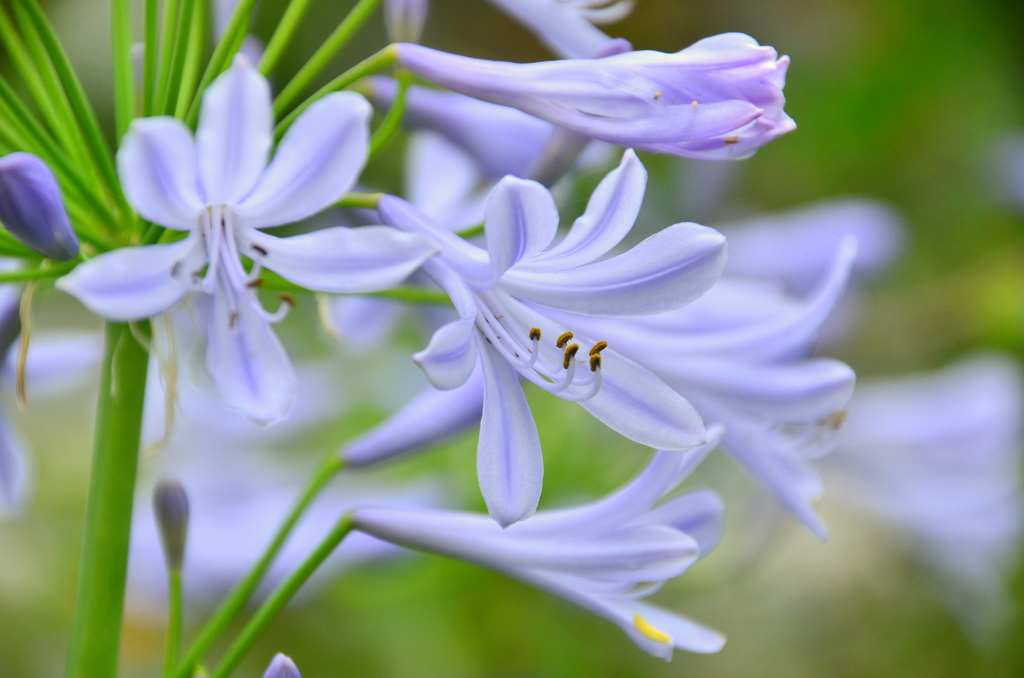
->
14, 0, 130, 214
0, 262, 75, 283
110, 0, 136, 138
274, 45, 398, 140
210, 514, 355, 678
0, 230, 39, 258
174, 0, 208, 120
155, 0, 182, 110
164, 569, 184, 678
65, 323, 151, 678
257, 0, 317, 76
184, 0, 259, 127
173, 454, 344, 678
369, 68, 411, 158
454, 222, 484, 239
272, 0, 385, 115
336, 191, 383, 209
143, 0, 159, 115
159, 0, 197, 115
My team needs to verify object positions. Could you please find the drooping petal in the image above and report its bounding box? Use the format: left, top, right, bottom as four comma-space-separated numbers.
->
485, 176, 559, 281
477, 340, 543, 527
625, 601, 726, 655
236, 92, 372, 228
343, 367, 485, 466
501, 222, 726, 316
56, 235, 203, 321
639, 489, 725, 557
117, 117, 204, 230
412, 259, 480, 390
483, 0, 631, 59
530, 149, 646, 270
205, 279, 296, 425
196, 54, 273, 205
578, 348, 707, 451
240, 225, 436, 293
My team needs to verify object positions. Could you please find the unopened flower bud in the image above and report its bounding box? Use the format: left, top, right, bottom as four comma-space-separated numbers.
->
153, 479, 189, 571
262, 654, 301, 678
0, 153, 79, 261
385, 0, 428, 44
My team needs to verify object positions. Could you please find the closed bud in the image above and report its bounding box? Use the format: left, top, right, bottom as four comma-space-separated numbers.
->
262, 654, 301, 678
0, 153, 79, 261
385, 0, 428, 44
153, 479, 189, 571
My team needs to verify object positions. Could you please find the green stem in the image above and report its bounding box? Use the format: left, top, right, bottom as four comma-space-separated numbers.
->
368, 68, 411, 158
274, 45, 397, 140
0, 262, 74, 282
336, 191, 383, 209
173, 454, 345, 678
210, 514, 355, 678
163, 569, 184, 678
143, 0, 159, 115
184, 0, 259, 127
65, 323, 151, 678
174, 0, 208, 120
454, 222, 484, 239
258, 0, 317, 76
159, 0, 197, 115
272, 0, 385, 115
110, 0, 136, 138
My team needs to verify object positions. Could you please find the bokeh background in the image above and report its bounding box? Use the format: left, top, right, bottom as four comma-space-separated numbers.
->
3, 0, 1024, 676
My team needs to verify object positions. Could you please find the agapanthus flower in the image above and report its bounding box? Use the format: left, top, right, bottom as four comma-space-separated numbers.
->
378, 150, 726, 525
353, 427, 727, 659
0, 152, 79, 261
57, 55, 437, 424
483, 0, 634, 59
262, 654, 301, 678
826, 355, 1024, 640
394, 32, 795, 160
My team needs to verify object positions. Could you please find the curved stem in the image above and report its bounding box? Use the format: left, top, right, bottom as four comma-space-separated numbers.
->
369, 68, 411, 158
65, 323, 151, 678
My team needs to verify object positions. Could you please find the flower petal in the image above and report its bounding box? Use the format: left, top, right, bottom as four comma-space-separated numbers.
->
196, 54, 273, 205
639, 489, 725, 557
117, 117, 204, 229
236, 92, 372, 228
56, 235, 203, 321
205, 279, 296, 425
625, 601, 726, 655
0, 409, 28, 517
485, 176, 559, 281
240, 225, 436, 293
412, 259, 480, 390
343, 367, 485, 466
477, 340, 543, 527
578, 348, 707, 451
530, 149, 647, 270
501, 222, 726, 316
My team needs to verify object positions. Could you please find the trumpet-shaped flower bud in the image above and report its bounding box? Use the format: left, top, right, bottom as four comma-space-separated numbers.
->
263, 654, 301, 678
153, 479, 189, 571
484, 0, 633, 59
353, 428, 727, 660
395, 33, 795, 160
0, 153, 79, 261
385, 0, 429, 44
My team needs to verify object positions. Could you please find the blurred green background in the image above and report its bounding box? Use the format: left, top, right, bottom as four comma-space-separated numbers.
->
3, 0, 1024, 676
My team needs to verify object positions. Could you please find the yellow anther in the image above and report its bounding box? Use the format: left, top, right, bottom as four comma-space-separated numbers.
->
823, 409, 848, 430
562, 343, 579, 369
529, 327, 542, 341
653, 91, 662, 100
634, 614, 672, 644
589, 341, 608, 356
723, 136, 740, 144
691, 100, 698, 106
589, 354, 602, 372
556, 331, 574, 348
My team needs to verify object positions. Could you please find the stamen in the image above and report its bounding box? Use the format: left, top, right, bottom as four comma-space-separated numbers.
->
525, 328, 541, 369
723, 136, 740, 144
279, 293, 296, 307
170, 260, 182, 277
556, 331, 574, 348
589, 341, 608, 356
653, 91, 662, 100
529, 327, 541, 341
633, 614, 672, 644
228, 311, 239, 329
589, 354, 602, 372
562, 343, 579, 369
823, 409, 848, 430
245, 278, 264, 288
250, 244, 268, 257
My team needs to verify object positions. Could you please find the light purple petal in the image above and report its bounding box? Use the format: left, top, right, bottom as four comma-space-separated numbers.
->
262, 654, 301, 678
405, 131, 488, 229
196, 54, 272, 205
485, 176, 559, 281
56, 235, 203, 321
240, 225, 436, 293
413, 320, 479, 390
0, 409, 27, 517
502, 222, 726, 316
205, 279, 296, 425
236, 92, 372, 228
638, 489, 725, 557
530, 149, 647, 270
117, 117, 204, 229
484, 0, 629, 59
477, 340, 543, 527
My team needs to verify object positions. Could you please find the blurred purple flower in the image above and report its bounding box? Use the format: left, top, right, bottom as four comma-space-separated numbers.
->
263, 654, 301, 678
395, 33, 795, 160
483, 0, 634, 59
385, 0, 429, 43
377, 150, 726, 525
354, 427, 726, 659
0, 152, 79, 261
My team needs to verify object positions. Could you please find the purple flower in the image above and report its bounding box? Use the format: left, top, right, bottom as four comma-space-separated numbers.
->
378, 150, 726, 525
483, 0, 634, 59
0, 153, 79, 261
353, 428, 726, 659
262, 654, 301, 678
395, 33, 795, 160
